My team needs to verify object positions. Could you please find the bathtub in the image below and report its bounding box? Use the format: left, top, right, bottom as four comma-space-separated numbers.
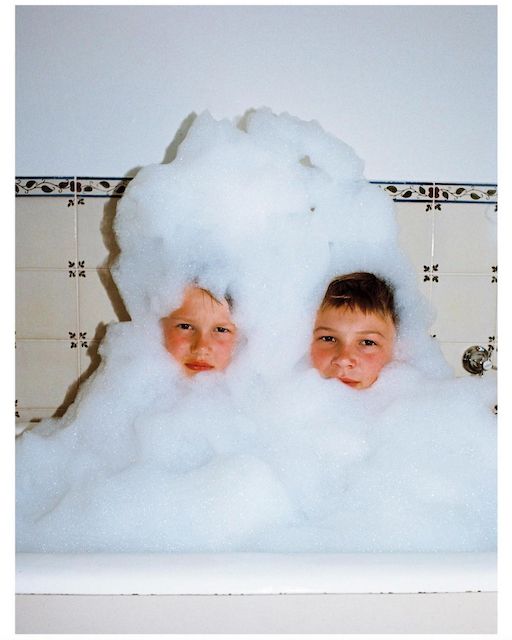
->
15, 550, 496, 633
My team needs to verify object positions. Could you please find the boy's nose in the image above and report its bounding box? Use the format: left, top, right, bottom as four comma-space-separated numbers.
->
332, 346, 356, 368
191, 332, 212, 353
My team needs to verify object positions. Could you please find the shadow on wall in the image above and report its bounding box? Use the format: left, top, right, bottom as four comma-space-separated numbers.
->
54, 321, 108, 418
161, 112, 197, 164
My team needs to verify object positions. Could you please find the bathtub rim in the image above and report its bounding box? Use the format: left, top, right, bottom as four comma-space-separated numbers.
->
16, 550, 497, 596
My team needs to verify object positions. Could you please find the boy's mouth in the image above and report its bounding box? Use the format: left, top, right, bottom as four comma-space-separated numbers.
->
338, 377, 359, 387
185, 361, 215, 372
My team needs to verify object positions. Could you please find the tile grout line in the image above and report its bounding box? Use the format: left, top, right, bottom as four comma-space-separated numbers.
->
73, 177, 81, 385
428, 186, 435, 309
14, 266, 497, 276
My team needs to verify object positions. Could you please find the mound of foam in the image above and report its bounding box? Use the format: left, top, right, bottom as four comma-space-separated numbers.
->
16, 108, 496, 553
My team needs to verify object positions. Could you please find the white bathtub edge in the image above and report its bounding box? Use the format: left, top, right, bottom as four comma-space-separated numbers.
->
15, 551, 497, 595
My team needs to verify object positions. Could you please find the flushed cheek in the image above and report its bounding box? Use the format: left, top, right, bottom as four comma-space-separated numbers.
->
165, 335, 193, 361
360, 354, 391, 386
213, 340, 236, 370
310, 347, 328, 375
312, 351, 337, 378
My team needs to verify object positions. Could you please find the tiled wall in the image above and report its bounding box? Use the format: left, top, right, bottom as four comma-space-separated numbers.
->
15, 178, 498, 428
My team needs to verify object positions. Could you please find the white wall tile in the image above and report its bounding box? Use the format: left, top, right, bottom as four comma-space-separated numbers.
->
77, 197, 120, 269
438, 342, 473, 377
414, 272, 433, 325
78, 269, 128, 339
16, 196, 76, 268
16, 270, 78, 339
433, 203, 497, 273
394, 201, 434, 271
16, 340, 79, 411
430, 275, 497, 342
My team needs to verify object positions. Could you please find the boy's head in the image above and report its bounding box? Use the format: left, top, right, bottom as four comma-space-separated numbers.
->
161, 286, 237, 377
310, 272, 397, 389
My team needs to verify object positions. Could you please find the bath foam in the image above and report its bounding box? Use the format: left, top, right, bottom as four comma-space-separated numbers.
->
16, 108, 496, 553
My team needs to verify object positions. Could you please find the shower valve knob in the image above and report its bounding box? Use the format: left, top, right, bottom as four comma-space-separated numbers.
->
462, 345, 494, 375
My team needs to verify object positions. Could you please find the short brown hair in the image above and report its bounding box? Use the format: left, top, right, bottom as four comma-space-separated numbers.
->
192, 283, 234, 310
321, 272, 398, 325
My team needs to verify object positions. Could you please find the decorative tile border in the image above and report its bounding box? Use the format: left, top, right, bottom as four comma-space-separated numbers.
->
373, 182, 497, 203
16, 178, 498, 203
15, 177, 75, 196
372, 182, 434, 202
15, 177, 130, 198
76, 177, 130, 197
434, 183, 498, 203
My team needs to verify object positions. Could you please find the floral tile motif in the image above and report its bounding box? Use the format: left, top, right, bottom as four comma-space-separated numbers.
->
371, 182, 434, 202
434, 184, 497, 203
68, 260, 86, 278
68, 331, 88, 348
16, 177, 75, 196
423, 264, 439, 282
76, 177, 131, 198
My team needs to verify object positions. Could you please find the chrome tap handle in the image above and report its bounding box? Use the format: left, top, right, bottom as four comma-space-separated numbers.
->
462, 345, 494, 375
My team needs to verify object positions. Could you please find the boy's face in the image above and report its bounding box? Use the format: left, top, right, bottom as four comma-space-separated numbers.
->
162, 287, 237, 376
310, 305, 396, 389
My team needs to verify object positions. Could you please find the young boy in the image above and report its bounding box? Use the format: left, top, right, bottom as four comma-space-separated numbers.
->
310, 272, 397, 389
161, 286, 238, 376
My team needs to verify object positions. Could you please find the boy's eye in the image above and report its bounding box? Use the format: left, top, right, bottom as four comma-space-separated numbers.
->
319, 335, 336, 343
214, 326, 231, 333
176, 323, 193, 330
361, 339, 377, 346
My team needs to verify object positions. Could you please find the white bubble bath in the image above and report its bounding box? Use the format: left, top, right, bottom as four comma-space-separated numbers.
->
15, 109, 496, 632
